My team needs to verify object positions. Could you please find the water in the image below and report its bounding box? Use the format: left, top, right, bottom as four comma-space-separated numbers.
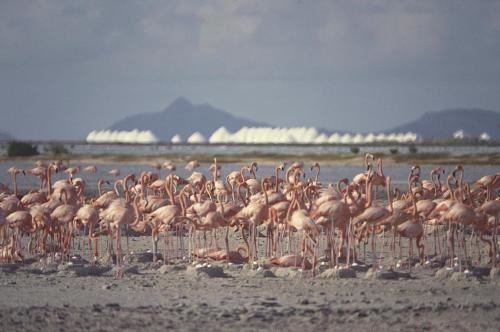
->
1, 160, 497, 195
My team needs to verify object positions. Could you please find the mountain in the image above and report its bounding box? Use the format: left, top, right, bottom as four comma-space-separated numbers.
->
108, 97, 270, 142
0, 129, 13, 141
385, 108, 500, 140
107, 101, 500, 143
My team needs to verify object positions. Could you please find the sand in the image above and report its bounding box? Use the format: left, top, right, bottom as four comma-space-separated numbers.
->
1, 234, 499, 332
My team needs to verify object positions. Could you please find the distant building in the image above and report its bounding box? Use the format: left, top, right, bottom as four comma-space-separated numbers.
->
479, 132, 491, 141
452, 129, 465, 140
187, 132, 207, 144
171, 134, 182, 144
205, 126, 419, 144
86, 129, 159, 143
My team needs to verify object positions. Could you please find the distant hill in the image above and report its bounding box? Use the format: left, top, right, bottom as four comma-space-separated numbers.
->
107, 101, 500, 143
108, 97, 270, 142
0, 129, 13, 141
385, 109, 500, 140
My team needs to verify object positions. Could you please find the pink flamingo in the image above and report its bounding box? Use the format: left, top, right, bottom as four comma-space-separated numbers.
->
73, 204, 100, 262
7, 166, 24, 197
108, 169, 121, 177
185, 160, 200, 172
83, 165, 97, 174
352, 171, 392, 267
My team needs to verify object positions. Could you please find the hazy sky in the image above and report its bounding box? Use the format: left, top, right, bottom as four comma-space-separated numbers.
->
1, 0, 499, 140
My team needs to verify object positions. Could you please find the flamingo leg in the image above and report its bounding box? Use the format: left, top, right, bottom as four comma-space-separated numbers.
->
152, 228, 158, 262
126, 225, 130, 256
493, 215, 498, 267
164, 232, 168, 264
115, 226, 123, 278
225, 226, 230, 264
81, 224, 86, 259
409, 237, 413, 273
240, 226, 250, 263
346, 219, 353, 266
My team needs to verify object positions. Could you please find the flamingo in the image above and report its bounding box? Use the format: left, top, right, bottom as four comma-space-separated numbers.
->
50, 187, 81, 256
269, 254, 312, 270
163, 160, 176, 172
7, 166, 24, 197
284, 187, 320, 273
185, 160, 200, 172
108, 169, 121, 177
83, 165, 97, 174
395, 177, 425, 270
310, 180, 351, 263
6, 210, 35, 260
231, 179, 272, 262
352, 171, 392, 267
93, 179, 122, 209
1, 158, 499, 280
64, 165, 81, 182
476, 192, 500, 266
98, 185, 142, 276
26, 165, 48, 189
0, 194, 20, 216
73, 204, 100, 262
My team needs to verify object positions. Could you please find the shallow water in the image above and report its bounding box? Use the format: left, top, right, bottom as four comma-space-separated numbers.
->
0, 161, 497, 195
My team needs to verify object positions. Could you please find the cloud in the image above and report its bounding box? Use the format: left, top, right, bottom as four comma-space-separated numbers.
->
317, 2, 444, 69
1, 0, 498, 77
0, 1, 499, 140
196, 0, 262, 56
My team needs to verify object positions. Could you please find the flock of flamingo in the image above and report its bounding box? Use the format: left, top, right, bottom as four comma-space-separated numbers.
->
0, 154, 499, 278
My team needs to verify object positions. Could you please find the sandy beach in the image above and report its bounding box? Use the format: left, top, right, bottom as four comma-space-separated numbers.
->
1, 234, 499, 332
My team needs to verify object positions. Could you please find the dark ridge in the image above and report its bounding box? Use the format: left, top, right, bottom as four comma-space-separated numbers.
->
108, 97, 270, 142
384, 108, 500, 140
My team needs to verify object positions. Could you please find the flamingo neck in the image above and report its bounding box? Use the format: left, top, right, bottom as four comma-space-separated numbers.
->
165, 176, 176, 204
250, 163, 257, 179
77, 184, 85, 204
386, 177, 393, 214
365, 153, 373, 171
261, 179, 269, 206
46, 167, 53, 196
237, 183, 247, 207
12, 172, 17, 197
285, 191, 297, 222
97, 180, 104, 197
114, 180, 122, 197
213, 158, 218, 181
285, 167, 293, 184
60, 188, 69, 205
364, 171, 373, 208
205, 182, 213, 201
240, 167, 248, 182
408, 179, 418, 219
337, 178, 348, 197
275, 167, 280, 193
447, 176, 457, 202
437, 171, 443, 193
